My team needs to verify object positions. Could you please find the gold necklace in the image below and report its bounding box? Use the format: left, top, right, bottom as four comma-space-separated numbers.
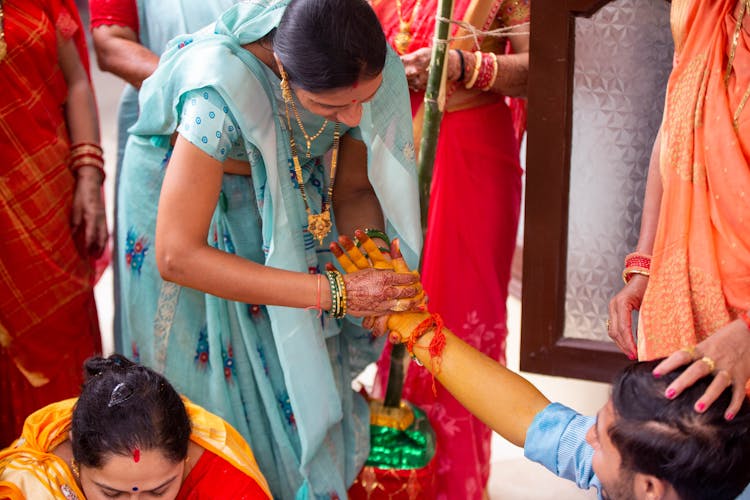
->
394, 0, 424, 55
290, 98, 328, 158
727, 0, 750, 129
280, 71, 340, 245
0, 0, 7, 62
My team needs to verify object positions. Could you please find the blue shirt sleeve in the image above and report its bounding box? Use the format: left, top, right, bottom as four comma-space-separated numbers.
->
177, 87, 246, 162
524, 402, 603, 497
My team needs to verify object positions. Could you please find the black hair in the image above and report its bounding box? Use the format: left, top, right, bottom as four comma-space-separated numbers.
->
71, 355, 192, 468
610, 360, 750, 500
273, 0, 387, 92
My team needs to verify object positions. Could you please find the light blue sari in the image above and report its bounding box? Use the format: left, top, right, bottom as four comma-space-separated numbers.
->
116, 1, 421, 498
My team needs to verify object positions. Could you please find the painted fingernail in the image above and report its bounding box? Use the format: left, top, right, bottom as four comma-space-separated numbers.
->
696, 402, 706, 412
726, 412, 735, 421
653, 371, 661, 378
665, 388, 676, 399
628, 354, 636, 361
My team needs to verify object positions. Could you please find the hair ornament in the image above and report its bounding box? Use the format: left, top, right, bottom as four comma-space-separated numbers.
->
108, 382, 135, 407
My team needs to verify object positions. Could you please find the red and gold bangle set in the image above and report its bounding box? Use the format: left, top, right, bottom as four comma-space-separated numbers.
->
622, 252, 651, 284
463, 51, 498, 91
69, 141, 105, 181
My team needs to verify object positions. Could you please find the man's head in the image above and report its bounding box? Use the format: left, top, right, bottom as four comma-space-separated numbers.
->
586, 360, 750, 500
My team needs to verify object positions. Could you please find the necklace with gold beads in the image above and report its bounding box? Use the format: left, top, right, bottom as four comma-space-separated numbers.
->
394, 0, 424, 55
280, 73, 340, 245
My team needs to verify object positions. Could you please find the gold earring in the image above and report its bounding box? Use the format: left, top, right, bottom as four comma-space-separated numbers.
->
70, 459, 80, 479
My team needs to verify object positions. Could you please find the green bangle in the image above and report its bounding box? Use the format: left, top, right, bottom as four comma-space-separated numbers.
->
363, 228, 390, 247
325, 270, 342, 318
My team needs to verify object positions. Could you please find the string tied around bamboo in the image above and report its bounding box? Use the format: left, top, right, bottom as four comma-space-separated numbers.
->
432, 17, 529, 50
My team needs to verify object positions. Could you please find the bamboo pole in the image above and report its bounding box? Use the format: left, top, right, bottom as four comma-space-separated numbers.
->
383, 0, 455, 408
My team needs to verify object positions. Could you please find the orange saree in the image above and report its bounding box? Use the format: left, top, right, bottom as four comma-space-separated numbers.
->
371, 0, 528, 497
0, 0, 102, 447
0, 398, 272, 499
639, 0, 750, 359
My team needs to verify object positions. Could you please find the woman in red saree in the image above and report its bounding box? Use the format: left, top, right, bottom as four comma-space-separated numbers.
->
608, 0, 750, 419
370, 0, 529, 496
0, 0, 107, 447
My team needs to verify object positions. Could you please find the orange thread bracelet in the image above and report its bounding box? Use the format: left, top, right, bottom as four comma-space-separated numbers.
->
406, 313, 446, 396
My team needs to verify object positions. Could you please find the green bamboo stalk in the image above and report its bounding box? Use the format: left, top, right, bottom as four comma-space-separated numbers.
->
383, 0, 455, 409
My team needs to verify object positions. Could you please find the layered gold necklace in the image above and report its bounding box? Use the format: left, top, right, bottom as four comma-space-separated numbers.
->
280, 70, 340, 245
394, 0, 423, 55
726, 0, 750, 129
0, 0, 7, 62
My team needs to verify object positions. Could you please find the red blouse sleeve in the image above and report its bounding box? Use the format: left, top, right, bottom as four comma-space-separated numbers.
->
88, 0, 139, 34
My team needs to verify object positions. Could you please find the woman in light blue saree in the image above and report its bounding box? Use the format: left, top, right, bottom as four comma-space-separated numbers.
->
116, 0, 422, 497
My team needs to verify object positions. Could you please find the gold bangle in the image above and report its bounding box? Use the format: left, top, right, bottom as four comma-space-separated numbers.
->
335, 271, 347, 318
464, 51, 482, 89
622, 267, 650, 284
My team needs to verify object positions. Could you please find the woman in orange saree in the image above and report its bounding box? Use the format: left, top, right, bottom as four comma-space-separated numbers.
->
370, 0, 529, 496
0, 0, 107, 447
0, 355, 271, 499
608, 0, 750, 418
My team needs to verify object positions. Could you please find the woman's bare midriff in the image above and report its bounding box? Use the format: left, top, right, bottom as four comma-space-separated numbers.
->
223, 158, 252, 176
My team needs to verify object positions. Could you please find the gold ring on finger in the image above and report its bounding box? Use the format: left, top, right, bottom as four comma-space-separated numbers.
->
606, 319, 611, 330
392, 299, 409, 312
699, 356, 716, 374
680, 345, 696, 360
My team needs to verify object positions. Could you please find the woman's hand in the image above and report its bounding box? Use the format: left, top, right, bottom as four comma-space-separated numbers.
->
72, 168, 108, 258
607, 274, 648, 359
330, 231, 425, 319
343, 267, 421, 317
653, 319, 750, 420
401, 47, 432, 91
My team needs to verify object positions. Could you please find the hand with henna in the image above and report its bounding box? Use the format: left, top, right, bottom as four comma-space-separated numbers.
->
330, 231, 426, 332
72, 167, 108, 258
329, 231, 422, 318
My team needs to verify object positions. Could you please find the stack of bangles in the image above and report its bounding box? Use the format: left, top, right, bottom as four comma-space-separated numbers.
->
325, 269, 347, 319
463, 50, 498, 91
69, 142, 105, 181
622, 252, 651, 284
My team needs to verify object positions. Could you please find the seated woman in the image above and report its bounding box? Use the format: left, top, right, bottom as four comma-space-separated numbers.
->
0, 354, 271, 499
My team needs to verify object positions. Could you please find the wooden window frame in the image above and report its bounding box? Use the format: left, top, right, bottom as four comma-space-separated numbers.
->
519, 0, 632, 383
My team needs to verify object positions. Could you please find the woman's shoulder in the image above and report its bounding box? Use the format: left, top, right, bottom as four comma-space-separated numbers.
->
178, 448, 269, 499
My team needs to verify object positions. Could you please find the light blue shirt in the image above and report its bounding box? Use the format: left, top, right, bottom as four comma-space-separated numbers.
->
524, 403, 750, 499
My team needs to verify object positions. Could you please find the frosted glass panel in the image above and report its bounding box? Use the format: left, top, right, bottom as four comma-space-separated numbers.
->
564, 0, 673, 341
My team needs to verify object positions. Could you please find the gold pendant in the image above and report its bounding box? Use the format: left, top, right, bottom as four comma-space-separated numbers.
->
0, 39, 6, 61
308, 210, 332, 245
394, 22, 412, 55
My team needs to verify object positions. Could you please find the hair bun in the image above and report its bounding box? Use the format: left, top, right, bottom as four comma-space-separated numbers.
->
83, 354, 136, 379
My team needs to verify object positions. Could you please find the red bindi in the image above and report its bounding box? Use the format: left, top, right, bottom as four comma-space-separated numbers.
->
133, 448, 140, 463
352, 99, 357, 103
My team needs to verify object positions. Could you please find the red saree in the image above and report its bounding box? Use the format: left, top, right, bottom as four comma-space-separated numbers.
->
639, 0, 750, 359
371, 0, 528, 497
0, 0, 102, 447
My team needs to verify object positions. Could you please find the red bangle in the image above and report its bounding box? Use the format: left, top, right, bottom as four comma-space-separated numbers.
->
622, 252, 652, 284
624, 252, 651, 270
